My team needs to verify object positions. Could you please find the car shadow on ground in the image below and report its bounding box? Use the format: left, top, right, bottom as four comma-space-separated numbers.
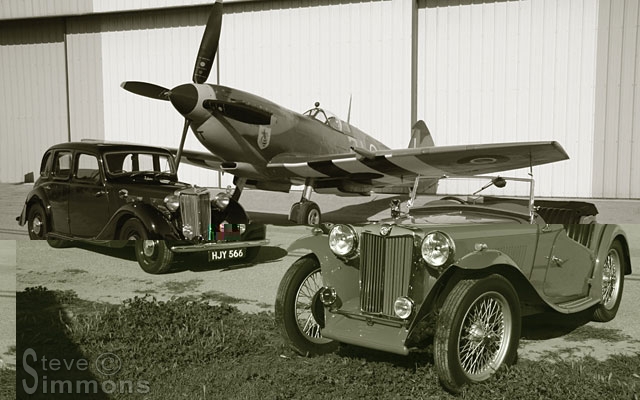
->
521, 308, 595, 340
17, 288, 111, 399
248, 195, 407, 225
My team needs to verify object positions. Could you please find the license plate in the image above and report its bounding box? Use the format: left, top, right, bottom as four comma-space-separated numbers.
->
208, 248, 246, 262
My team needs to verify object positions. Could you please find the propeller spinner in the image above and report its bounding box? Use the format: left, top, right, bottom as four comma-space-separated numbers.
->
121, 1, 224, 168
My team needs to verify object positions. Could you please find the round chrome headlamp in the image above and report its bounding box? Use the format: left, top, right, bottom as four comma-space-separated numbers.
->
164, 194, 180, 211
328, 224, 359, 258
238, 223, 246, 234
394, 297, 414, 319
421, 231, 455, 267
213, 193, 230, 210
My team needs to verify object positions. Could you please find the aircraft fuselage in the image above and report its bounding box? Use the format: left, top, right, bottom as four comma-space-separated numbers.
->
171, 83, 389, 182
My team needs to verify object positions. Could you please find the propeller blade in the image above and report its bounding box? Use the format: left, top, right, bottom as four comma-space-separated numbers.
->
120, 81, 171, 100
193, 1, 223, 84
175, 118, 190, 169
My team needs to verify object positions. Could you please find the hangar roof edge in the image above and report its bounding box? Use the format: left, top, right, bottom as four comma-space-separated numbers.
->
0, 0, 259, 21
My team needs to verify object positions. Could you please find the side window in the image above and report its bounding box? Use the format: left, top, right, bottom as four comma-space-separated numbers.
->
75, 153, 101, 183
40, 152, 53, 177
52, 151, 73, 180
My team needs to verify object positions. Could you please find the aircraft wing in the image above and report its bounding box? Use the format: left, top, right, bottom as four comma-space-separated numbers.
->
267, 141, 569, 186
166, 148, 224, 171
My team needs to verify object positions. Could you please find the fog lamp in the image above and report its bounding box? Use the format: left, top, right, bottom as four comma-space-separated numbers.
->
394, 297, 414, 319
238, 224, 246, 234
182, 224, 194, 240
319, 287, 337, 306
329, 224, 359, 258
421, 231, 455, 267
164, 194, 180, 211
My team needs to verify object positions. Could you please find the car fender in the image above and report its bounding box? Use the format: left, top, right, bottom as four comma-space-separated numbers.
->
19, 187, 51, 226
408, 250, 529, 336
96, 202, 180, 240
288, 233, 361, 302
455, 249, 520, 271
590, 224, 631, 300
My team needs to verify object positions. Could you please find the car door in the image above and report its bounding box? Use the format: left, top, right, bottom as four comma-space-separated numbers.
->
68, 152, 111, 238
46, 150, 73, 234
539, 224, 594, 299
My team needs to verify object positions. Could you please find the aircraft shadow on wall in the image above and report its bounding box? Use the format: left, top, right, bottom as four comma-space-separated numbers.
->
121, 0, 568, 225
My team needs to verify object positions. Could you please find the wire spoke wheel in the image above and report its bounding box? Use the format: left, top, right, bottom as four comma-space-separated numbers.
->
275, 256, 338, 355
601, 248, 621, 309
458, 292, 511, 379
593, 241, 626, 322
295, 269, 330, 343
435, 274, 520, 393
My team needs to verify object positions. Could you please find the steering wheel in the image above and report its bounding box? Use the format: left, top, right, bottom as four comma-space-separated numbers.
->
439, 196, 467, 205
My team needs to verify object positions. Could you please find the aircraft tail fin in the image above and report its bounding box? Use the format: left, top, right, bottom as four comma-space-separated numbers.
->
409, 120, 434, 148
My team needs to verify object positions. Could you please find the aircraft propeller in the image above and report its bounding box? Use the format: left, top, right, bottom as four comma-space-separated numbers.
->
121, 1, 223, 169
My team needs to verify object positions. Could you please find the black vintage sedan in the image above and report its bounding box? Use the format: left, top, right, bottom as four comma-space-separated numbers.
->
17, 141, 268, 274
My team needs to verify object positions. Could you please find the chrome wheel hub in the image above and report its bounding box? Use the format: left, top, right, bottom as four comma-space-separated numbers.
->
307, 209, 320, 225
32, 216, 42, 235
142, 240, 157, 257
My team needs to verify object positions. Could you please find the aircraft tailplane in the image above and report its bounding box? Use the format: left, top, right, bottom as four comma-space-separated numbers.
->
409, 120, 434, 148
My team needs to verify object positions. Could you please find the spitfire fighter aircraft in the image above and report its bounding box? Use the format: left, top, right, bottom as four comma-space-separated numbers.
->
122, 1, 569, 224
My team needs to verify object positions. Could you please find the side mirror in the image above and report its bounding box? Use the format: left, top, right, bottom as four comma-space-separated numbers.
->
492, 177, 507, 188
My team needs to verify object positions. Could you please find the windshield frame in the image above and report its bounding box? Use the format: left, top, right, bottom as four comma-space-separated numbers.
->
407, 174, 536, 223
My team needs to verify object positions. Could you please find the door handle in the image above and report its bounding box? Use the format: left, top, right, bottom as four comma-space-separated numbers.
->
118, 189, 128, 199
94, 190, 107, 197
546, 255, 566, 267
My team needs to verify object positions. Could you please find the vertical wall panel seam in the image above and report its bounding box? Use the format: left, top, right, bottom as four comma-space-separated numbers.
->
614, 0, 626, 195
64, 17, 72, 142
627, 0, 639, 195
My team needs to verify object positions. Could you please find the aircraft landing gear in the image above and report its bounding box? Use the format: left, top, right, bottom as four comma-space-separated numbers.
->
289, 181, 321, 225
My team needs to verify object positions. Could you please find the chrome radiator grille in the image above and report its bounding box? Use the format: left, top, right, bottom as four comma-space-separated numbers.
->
360, 233, 414, 316
179, 190, 211, 240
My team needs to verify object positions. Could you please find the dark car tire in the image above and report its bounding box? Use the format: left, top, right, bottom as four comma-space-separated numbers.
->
593, 241, 626, 322
275, 256, 338, 356
120, 218, 174, 274
27, 203, 72, 248
435, 274, 521, 393
27, 203, 48, 240
297, 201, 321, 225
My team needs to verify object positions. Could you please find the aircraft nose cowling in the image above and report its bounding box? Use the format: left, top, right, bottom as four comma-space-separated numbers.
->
169, 84, 198, 115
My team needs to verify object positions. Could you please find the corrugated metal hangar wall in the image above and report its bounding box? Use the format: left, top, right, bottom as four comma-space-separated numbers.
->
1, 0, 639, 198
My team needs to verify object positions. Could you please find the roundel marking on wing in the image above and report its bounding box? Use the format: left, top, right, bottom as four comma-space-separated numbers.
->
456, 154, 510, 165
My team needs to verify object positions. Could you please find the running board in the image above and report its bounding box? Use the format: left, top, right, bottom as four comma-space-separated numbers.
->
555, 296, 599, 313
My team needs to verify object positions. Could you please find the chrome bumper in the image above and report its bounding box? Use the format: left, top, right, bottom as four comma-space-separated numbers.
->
169, 239, 269, 253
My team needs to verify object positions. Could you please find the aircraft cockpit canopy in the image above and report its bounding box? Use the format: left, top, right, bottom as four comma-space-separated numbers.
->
303, 103, 351, 134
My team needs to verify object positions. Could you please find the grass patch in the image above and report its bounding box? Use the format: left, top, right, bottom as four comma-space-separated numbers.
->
563, 325, 632, 343
0, 369, 16, 400
16, 287, 640, 399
